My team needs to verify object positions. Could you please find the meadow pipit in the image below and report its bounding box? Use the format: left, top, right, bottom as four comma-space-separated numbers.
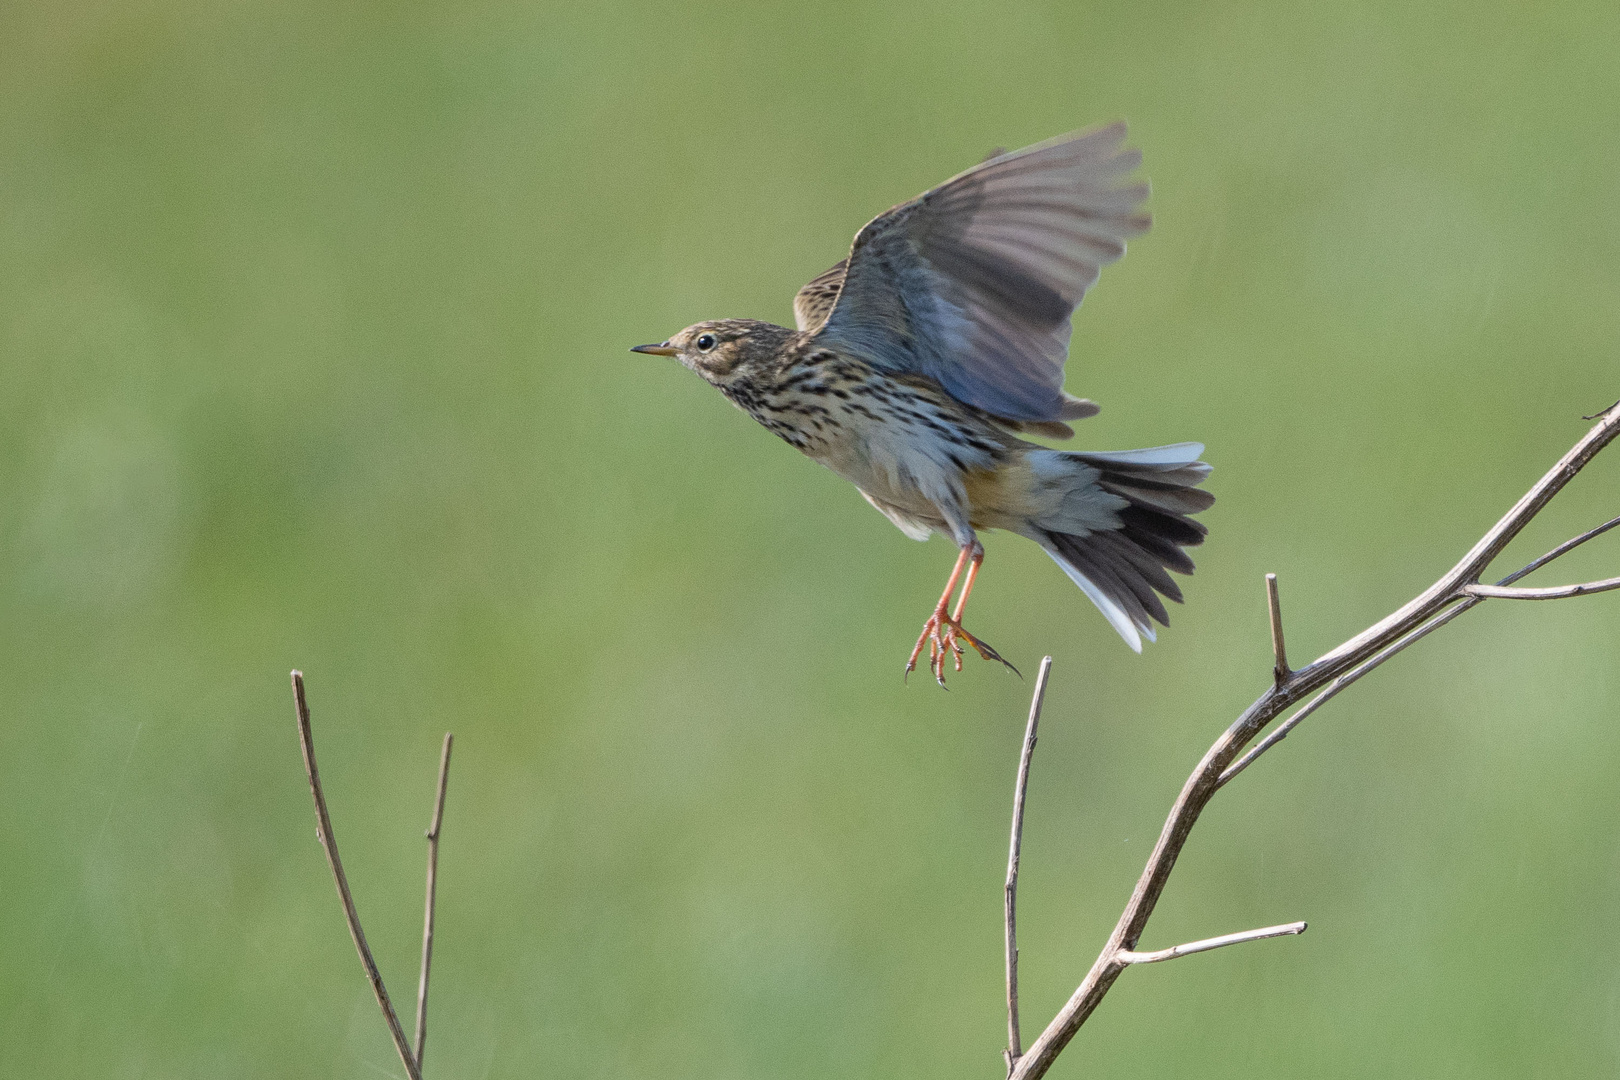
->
634, 123, 1211, 685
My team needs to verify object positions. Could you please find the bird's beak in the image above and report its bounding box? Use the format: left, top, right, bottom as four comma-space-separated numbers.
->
630, 341, 678, 356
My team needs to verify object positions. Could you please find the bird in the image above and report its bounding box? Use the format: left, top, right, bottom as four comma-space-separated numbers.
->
633, 122, 1211, 685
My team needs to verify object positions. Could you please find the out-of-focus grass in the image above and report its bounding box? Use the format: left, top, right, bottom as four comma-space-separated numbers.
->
2, 1, 1618, 1076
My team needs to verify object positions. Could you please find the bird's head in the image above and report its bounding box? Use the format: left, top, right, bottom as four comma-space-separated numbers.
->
631, 319, 794, 389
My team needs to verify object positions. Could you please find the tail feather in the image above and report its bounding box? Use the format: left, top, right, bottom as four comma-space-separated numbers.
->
1076, 442, 1206, 466
1036, 442, 1212, 651
1091, 528, 1183, 602
1118, 503, 1207, 547
1099, 477, 1214, 516
1119, 518, 1197, 575
1045, 551, 1147, 650
1055, 532, 1170, 629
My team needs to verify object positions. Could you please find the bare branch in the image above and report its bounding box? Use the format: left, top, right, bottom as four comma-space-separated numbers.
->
1221, 511, 1620, 785
1008, 402, 1620, 1080
1004, 657, 1052, 1076
1463, 576, 1620, 600
292, 672, 423, 1080
1303, 406, 1620, 679
1496, 514, 1620, 584
1218, 598, 1476, 786
415, 732, 454, 1071
1116, 921, 1307, 965
1266, 573, 1290, 685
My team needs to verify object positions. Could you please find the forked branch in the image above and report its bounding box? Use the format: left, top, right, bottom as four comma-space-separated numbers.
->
292, 672, 452, 1079
1007, 403, 1620, 1080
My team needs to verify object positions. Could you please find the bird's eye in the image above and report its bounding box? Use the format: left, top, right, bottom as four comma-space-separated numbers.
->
696, 333, 717, 352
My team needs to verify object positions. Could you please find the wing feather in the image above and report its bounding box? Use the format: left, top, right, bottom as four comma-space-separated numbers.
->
810, 123, 1149, 422
792, 258, 847, 332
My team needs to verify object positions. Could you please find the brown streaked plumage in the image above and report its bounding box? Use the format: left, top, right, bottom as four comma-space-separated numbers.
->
633, 123, 1211, 684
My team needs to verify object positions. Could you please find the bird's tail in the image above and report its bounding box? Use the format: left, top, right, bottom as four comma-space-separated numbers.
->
1028, 442, 1212, 651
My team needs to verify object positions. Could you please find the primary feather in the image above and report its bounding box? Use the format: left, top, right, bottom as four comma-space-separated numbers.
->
806, 122, 1149, 423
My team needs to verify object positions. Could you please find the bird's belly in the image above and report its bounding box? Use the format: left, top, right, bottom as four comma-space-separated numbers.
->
808, 406, 1023, 533
812, 419, 948, 507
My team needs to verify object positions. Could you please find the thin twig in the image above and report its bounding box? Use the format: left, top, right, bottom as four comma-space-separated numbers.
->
1116, 921, 1307, 965
292, 672, 423, 1080
1220, 512, 1620, 785
1302, 407, 1620, 679
1266, 574, 1290, 685
1495, 514, 1620, 584
1218, 597, 1476, 787
1008, 403, 1620, 1080
1463, 576, 1620, 599
1004, 657, 1052, 1076
415, 732, 454, 1071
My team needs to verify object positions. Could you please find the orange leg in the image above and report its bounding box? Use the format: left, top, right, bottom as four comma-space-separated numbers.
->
942, 549, 986, 672
905, 546, 971, 683
905, 544, 1017, 686
951, 552, 982, 622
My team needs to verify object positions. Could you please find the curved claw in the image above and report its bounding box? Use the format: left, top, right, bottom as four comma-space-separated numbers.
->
950, 624, 1021, 679
905, 608, 1017, 686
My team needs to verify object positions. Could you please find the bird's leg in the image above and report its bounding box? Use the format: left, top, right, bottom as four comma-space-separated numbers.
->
906, 546, 971, 684
905, 543, 1016, 685
937, 544, 1015, 678
941, 546, 986, 672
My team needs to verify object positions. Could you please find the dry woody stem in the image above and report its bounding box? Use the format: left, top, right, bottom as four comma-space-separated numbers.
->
1265, 572, 1290, 685
1116, 921, 1307, 965
292, 671, 452, 1080
1003, 656, 1052, 1077
1007, 403, 1620, 1080
415, 732, 454, 1071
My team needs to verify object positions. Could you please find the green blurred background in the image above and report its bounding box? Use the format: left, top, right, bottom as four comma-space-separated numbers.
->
3, 0, 1619, 1075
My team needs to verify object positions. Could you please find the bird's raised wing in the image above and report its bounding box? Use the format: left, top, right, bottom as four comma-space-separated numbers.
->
808, 123, 1148, 423
793, 258, 847, 332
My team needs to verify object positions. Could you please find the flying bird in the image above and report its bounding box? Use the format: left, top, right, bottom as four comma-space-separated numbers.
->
634, 123, 1211, 684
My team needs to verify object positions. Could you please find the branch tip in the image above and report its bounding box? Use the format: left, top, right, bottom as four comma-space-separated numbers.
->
1116, 921, 1307, 965
1005, 657, 1052, 1069
1463, 576, 1620, 601
415, 730, 454, 1070
1265, 573, 1290, 685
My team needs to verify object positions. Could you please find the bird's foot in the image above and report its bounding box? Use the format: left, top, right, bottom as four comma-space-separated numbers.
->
904, 607, 1018, 687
